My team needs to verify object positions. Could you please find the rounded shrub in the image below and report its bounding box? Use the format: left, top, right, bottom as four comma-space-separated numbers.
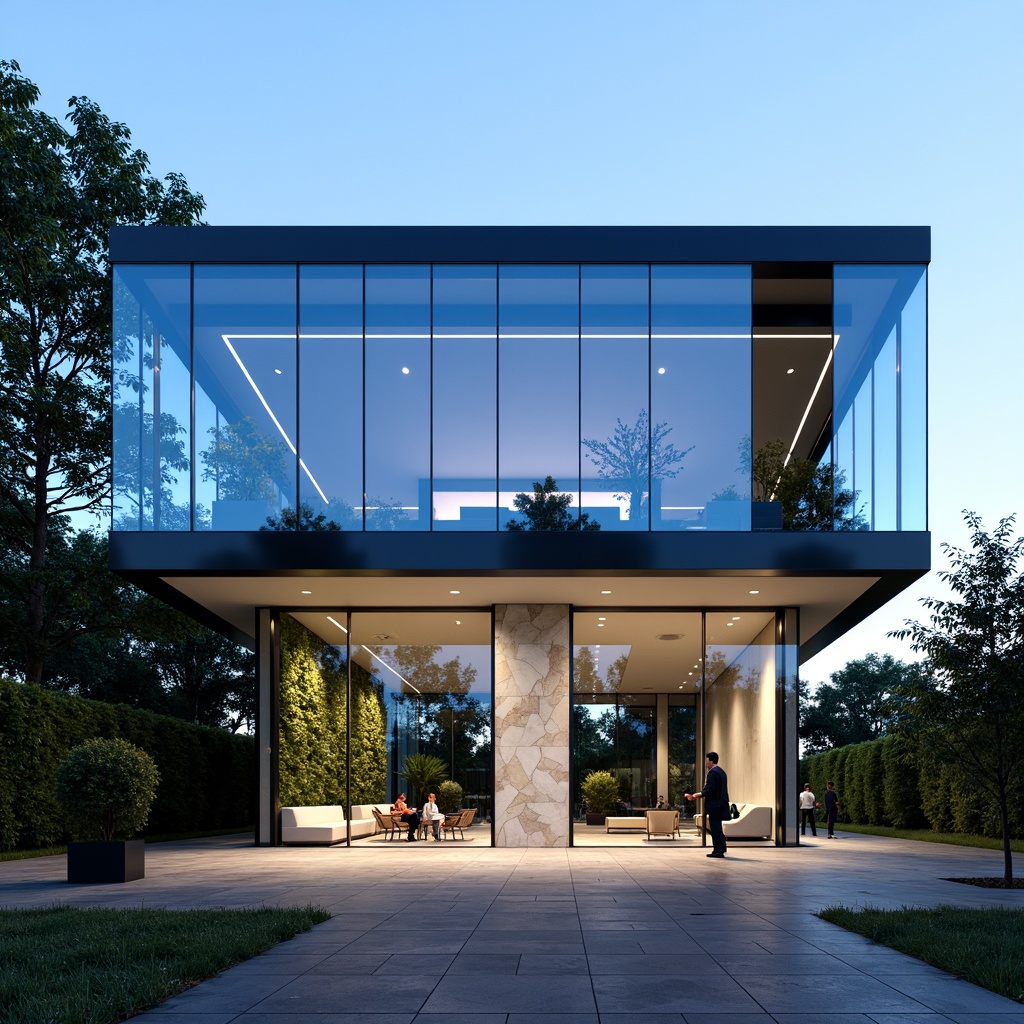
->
54, 738, 160, 841
581, 770, 620, 815
438, 780, 463, 813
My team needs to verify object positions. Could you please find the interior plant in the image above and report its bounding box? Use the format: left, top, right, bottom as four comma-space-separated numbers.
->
581, 769, 620, 825
398, 753, 447, 806
54, 737, 160, 883
438, 780, 463, 814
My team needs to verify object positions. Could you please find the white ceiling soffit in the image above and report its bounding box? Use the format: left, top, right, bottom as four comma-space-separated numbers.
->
161, 572, 876, 653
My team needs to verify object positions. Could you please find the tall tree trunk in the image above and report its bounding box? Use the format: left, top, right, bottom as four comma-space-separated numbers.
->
998, 787, 1013, 887
26, 444, 51, 684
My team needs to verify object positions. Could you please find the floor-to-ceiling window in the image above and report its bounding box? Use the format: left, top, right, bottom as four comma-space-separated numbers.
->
572, 610, 701, 821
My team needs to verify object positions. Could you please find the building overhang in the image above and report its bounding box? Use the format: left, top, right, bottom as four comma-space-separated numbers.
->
109, 529, 930, 664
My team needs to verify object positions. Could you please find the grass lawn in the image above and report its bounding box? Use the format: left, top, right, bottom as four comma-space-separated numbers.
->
0, 905, 330, 1024
819, 905, 1024, 1004
833, 822, 1024, 854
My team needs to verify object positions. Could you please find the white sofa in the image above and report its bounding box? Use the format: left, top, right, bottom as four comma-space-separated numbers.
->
280, 804, 395, 844
694, 803, 772, 839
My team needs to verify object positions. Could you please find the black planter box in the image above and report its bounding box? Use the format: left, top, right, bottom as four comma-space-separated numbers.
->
585, 813, 607, 826
67, 840, 145, 883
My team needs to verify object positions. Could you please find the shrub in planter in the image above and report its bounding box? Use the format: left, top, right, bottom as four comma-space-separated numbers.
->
581, 770, 619, 825
54, 738, 160, 883
438, 780, 463, 814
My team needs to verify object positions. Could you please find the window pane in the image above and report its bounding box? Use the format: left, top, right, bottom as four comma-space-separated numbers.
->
432, 265, 497, 530
365, 266, 430, 531
352, 611, 493, 830
499, 265, 580, 530
833, 265, 927, 531
704, 610, 777, 815
581, 265, 649, 530
193, 266, 297, 531
900, 271, 927, 531
652, 267, 751, 531
112, 265, 192, 530
299, 266, 363, 530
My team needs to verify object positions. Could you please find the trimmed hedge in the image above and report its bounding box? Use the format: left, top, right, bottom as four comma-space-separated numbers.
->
802, 734, 1022, 838
0, 678, 253, 851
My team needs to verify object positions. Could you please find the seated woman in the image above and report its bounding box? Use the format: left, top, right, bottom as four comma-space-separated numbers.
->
392, 793, 422, 842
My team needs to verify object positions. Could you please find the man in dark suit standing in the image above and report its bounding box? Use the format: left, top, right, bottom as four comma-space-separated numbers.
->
686, 752, 729, 858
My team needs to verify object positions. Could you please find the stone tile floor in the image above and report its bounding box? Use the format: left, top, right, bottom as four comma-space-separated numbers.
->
2, 830, 1023, 1023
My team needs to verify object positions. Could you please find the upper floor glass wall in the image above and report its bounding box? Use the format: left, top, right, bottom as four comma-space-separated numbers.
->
112, 262, 927, 533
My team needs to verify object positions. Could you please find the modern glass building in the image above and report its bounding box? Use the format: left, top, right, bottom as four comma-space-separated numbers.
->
109, 226, 929, 847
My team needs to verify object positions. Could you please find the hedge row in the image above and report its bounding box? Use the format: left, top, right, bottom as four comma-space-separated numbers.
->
0, 678, 254, 851
802, 735, 1024, 838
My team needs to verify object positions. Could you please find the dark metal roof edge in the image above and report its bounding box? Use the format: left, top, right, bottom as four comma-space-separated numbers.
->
109, 225, 931, 265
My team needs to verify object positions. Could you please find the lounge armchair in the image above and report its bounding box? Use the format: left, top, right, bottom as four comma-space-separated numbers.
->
645, 809, 678, 840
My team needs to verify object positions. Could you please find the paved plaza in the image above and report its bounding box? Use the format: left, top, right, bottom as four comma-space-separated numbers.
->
2, 830, 1023, 1023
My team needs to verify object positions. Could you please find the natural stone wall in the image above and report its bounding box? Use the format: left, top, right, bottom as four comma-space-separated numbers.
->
493, 604, 571, 847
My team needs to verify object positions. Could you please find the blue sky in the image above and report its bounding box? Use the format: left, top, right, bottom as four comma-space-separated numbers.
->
6, 1, 1022, 684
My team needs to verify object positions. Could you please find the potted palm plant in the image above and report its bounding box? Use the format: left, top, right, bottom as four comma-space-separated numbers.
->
55, 738, 160, 883
398, 753, 448, 806
581, 770, 619, 826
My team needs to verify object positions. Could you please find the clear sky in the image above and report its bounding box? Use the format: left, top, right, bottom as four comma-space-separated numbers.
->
6, 1, 1022, 685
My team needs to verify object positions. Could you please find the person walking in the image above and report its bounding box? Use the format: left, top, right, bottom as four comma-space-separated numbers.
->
799, 783, 818, 836
824, 781, 840, 838
685, 752, 729, 858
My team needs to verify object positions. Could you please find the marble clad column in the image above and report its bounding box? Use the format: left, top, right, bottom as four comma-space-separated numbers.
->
493, 604, 571, 847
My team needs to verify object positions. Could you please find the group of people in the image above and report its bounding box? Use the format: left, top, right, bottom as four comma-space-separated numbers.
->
391, 792, 446, 842
799, 781, 840, 837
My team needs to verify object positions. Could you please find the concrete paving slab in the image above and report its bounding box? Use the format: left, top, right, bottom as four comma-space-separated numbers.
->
3, 830, 1024, 1022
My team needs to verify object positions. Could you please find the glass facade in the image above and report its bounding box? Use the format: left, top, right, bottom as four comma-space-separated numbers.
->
113, 262, 927, 533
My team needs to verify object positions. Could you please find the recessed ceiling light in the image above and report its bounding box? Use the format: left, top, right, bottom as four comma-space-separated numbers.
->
401, 367, 410, 374
274, 367, 283, 375
732, 616, 741, 620
455, 619, 461, 625
658, 367, 666, 374
786, 368, 795, 374
727, 622, 734, 627
688, 671, 693, 676
598, 616, 606, 621
301, 590, 312, 595
597, 623, 605, 627
678, 684, 685, 689
601, 590, 611, 595
749, 589, 760, 594
449, 589, 461, 595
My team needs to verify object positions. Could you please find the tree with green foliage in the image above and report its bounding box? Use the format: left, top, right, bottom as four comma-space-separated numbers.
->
582, 409, 693, 522
0, 60, 204, 683
747, 437, 864, 531
54, 738, 160, 841
890, 511, 1024, 887
506, 476, 600, 531
800, 654, 921, 755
